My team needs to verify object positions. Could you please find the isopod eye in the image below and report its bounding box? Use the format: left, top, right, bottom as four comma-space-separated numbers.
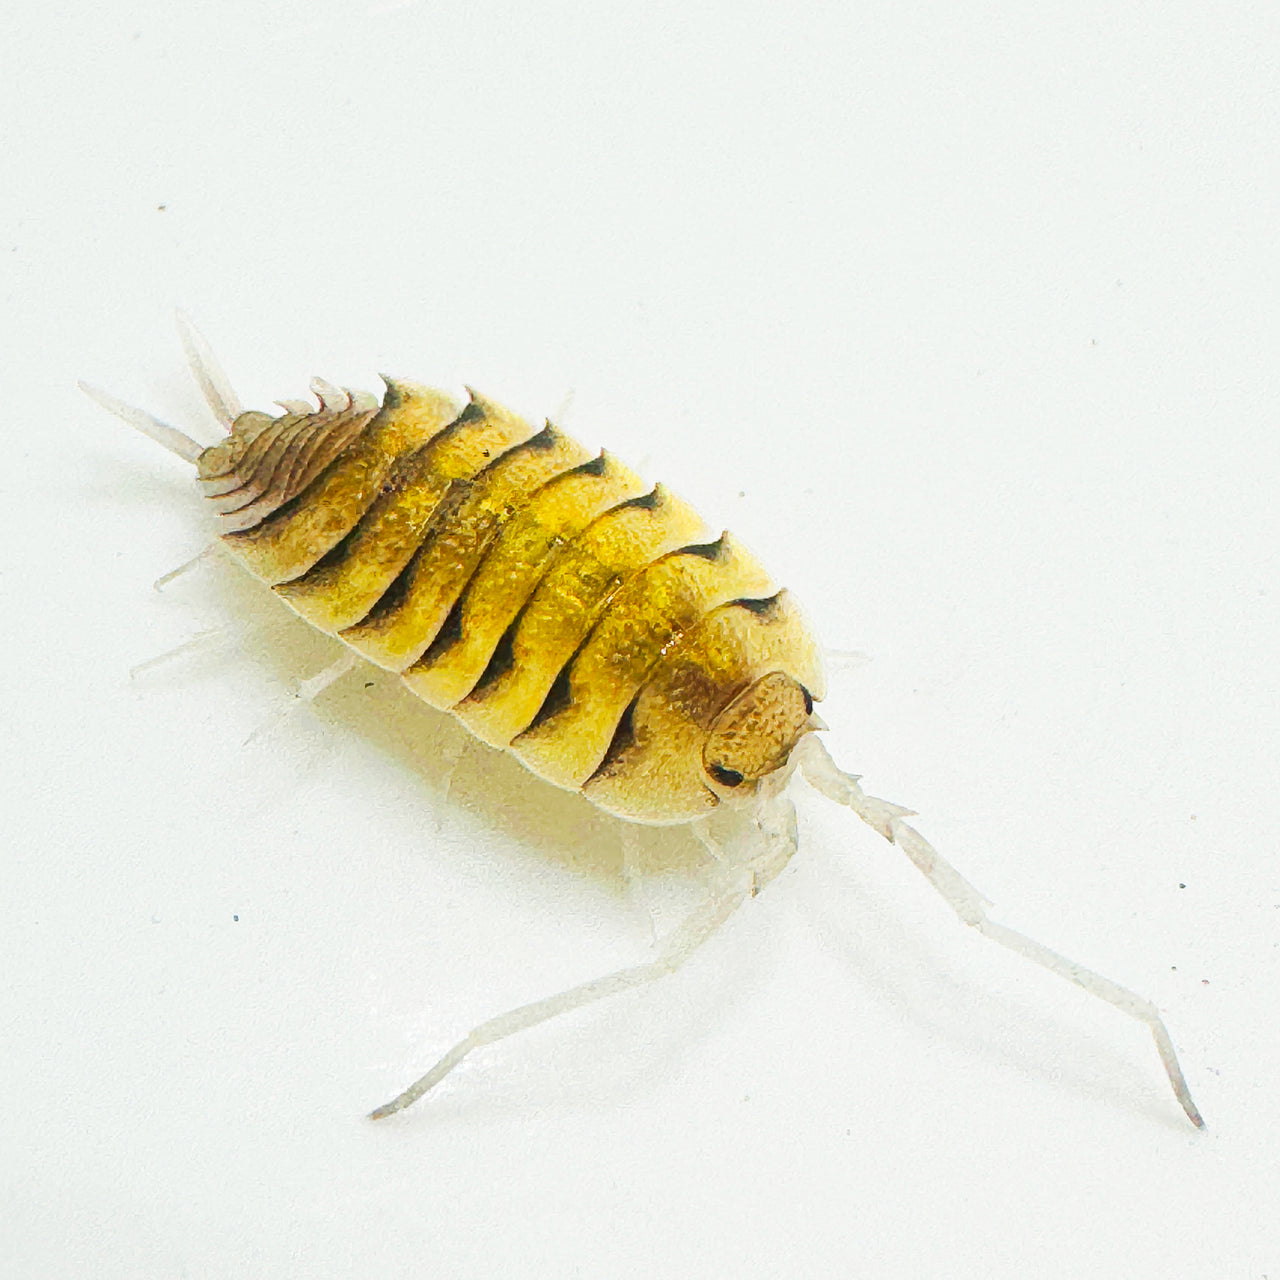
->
708, 763, 745, 788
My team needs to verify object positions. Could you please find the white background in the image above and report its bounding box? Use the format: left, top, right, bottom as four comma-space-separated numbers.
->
3, 3, 1277, 1276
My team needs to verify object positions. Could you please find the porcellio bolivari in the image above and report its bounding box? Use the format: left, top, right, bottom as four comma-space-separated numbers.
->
82, 319, 1204, 1127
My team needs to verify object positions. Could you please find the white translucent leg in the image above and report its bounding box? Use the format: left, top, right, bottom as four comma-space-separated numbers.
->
367, 806, 803, 1120
748, 782, 801, 895
153, 542, 222, 591
129, 626, 231, 680
823, 647, 873, 676
294, 650, 359, 701
432, 734, 473, 833
78, 381, 204, 464
175, 310, 243, 429
551, 387, 576, 428
242, 650, 359, 745
794, 734, 1205, 1129
692, 823, 726, 866
620, 823, 658, 947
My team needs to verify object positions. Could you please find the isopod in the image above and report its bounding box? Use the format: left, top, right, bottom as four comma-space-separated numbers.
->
82, 317, 1204, 1128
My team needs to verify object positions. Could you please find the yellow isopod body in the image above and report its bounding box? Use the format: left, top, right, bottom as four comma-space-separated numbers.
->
82, 319, 1204, 1128
201, 374, 827, 825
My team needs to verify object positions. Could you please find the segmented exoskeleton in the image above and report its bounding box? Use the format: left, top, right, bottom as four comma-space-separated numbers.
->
82, 318, 1204, 1128
196, 371, 825, 825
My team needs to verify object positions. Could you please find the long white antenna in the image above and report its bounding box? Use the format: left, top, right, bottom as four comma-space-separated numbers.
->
795, 734, 1205, 1129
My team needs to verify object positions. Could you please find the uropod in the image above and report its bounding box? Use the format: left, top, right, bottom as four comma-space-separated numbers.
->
82, 318, 1204, 1129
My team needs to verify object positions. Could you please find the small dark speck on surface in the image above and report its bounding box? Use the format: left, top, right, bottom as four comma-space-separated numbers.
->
233, 914, 239, 922
1180, 882, 1187, 888
157, 204, 166, 212
364, 681, 374, 688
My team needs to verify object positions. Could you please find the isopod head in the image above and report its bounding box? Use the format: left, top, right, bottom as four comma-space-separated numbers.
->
702, 671, 818, 799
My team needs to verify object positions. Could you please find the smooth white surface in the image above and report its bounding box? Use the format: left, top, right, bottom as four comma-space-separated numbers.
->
2, 3, 1277, 1276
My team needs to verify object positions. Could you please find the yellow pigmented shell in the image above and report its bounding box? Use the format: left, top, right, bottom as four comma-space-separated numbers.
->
208, 377, 825, 823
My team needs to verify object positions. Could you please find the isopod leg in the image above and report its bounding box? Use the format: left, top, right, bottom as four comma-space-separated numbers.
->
433, 734, 473, 834
128, 625, 232, 680
794, 734, 1205, 1129
368, 852, 777, 1119
175, 310, 243, 429
153, 542, 224, 591
242, 650, 360, 746
294, 650, 359, 702
620, 824, 658, 947
822, 647, 873, 676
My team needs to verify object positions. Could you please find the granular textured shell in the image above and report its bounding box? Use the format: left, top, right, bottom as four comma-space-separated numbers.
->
203, 376, 825, 823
